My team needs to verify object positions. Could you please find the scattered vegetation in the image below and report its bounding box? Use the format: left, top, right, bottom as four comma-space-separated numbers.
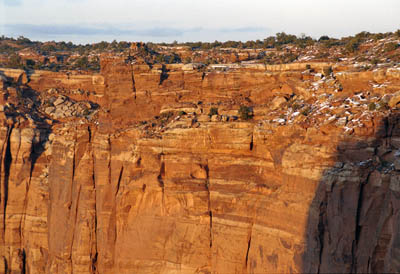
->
238, 106, 253, 120
208, 107, 218, 116
300, 106, 312, 116
368, 102, 376, 111
0, 29, 399, 71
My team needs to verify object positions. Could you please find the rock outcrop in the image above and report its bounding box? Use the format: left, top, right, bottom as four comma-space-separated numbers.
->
1, 58, 400, 273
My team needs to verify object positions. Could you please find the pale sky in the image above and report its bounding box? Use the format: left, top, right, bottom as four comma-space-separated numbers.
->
1, 0, 399, 44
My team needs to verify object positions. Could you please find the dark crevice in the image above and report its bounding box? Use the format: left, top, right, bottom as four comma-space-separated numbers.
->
3, 126, 13, 232
136, 157, 141, 168
4, 258, 8, 274
351, 173, 369, 271
157, 162, 165, 188
201, 72, 206, 81
159, 65, 169, 85
30, 130, 50, 179
355, 179, 367, 244
317, 199, 326, 274
203, 163, 212, 248
21, 249, 26, 274
71, 141, 76, 181
70, 184, 81, 257
209, 211, 213, 248
130, 64, 137, 99
158, 159, 166, 214
245, 235, 252, 267
115, 166, 124, 195
88, 126, 92, 143
249, 134, 254, 151
90, 136, 98, 274
107, 137, 112, 186
91, 252, 98, 273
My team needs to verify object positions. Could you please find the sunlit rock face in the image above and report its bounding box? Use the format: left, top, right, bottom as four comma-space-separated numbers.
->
0, 59, 400, 273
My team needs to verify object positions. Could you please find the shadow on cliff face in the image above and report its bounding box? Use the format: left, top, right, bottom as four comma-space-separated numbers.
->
0, 71, 55, 273
302, 112, 400, 273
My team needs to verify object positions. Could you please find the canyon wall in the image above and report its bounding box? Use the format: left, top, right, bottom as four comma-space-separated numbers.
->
1, 60, 400, 273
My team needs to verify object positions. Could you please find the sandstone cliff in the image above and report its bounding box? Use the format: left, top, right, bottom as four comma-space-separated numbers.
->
0, 60, 400, 273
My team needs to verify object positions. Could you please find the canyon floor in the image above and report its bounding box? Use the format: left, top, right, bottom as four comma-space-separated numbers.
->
1, 44, 400, 273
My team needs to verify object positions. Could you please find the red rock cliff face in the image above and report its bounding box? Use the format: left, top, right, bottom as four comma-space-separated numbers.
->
1, 61, 400, 273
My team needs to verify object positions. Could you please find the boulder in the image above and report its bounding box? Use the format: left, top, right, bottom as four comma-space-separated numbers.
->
210, 115, 221, 122
53, 97, 65, 106
271, 96, 287, 110
45, 107, 55, 115
388, 91, 400, 108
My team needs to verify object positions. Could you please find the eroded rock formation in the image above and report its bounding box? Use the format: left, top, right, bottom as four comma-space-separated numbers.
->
0, 59, 400, 273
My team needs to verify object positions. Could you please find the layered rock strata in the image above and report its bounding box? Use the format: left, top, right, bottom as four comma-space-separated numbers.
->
0, 60, 400, 273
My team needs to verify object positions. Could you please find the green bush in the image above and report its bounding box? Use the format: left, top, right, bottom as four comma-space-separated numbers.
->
208, 107, 218, 116
322, 66, 333, 76
238, 106, 253, 120
384, 42, 399, 52
377, 101, 388, 110
368, 102, 376, 111
346, 37, 361, 53
300, 106, 311, 116
371, 58, 379, 65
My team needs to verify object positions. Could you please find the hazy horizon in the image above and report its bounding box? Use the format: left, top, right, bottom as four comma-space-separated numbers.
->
1, 0, 399, 44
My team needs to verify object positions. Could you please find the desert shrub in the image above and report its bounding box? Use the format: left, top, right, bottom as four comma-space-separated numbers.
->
371, 58, 379, 65
346, 37, 361, 53
208, 107, 218, 116
368, 102, 376, 111
300, 106, 311, 116
160, 111, 174, 120
318, 35, 330, 42
384, 42, 399, 52
238, 106, 253, 120
377, 101, 388, 110
291, 103, 302, 111
322, 66, 333, 76
82, 109, 91, 116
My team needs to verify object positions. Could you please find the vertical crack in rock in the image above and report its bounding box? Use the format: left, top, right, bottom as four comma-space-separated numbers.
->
91, 252, 98, 274
69, 136, 80, 265
107, 136, 112, 186
3, 258, 8, 274
130, 63, 137, 100
157, 157, 166, 213
21, 249, 26, 274
245, 237, 252, 267
72, 137, 76, 181
352, 175, 368, 272
69, 182, 82, 274
249, 133, 254, 151
157, 162, 165, 188
317, 197, 327, 274
203, 163, 212, 248
245, 223, 253, 268
115, 166, 124, 196
3, 126, 12, 233
89, 128, 98, 273
88, 126, 92, 143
